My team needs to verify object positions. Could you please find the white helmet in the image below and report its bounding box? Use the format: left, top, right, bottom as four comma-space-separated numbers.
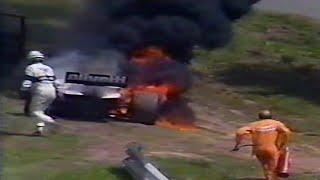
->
27, 51, 45, 62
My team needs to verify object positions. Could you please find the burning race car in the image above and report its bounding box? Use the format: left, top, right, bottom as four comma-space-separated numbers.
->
49, 71, 166, 125
44, 47, 192, 126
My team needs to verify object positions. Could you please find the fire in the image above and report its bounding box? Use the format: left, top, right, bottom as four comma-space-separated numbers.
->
131, 46, 171, 66
131, 84, 183, 100
130, 47, 186, 97
118, 46, 197, 132
156, 118, 199, 132
133, 85, 170, 95
131, 86, 197, 133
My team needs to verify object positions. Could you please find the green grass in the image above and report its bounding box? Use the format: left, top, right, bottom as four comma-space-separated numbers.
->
195, 11, 320, 72
2, 1, 320, 178
45, 167, 132, 180
4, 0, 75, 20
155, 156, 261, 180
156, 157, 320, 179
7, 1, 320, 133
194, 11, 320, 133
1, 120, 131, 180
4, 0, 75, 50
4, 163, 132, 180
3, 133, 86, 179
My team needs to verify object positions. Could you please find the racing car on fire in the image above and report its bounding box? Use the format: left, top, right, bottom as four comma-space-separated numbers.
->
48, 71, 166, 124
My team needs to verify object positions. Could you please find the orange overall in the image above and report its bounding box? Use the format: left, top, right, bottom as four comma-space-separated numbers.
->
235, 120, 291, 180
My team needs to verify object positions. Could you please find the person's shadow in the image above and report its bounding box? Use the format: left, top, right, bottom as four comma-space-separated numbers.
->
107, 167, 133, 180
6, 112, 27, 117
0, 131, 42, 137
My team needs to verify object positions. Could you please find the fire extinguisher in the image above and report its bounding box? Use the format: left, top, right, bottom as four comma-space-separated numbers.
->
277, 147, 291, 178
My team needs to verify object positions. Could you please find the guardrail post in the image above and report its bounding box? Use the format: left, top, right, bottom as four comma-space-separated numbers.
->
123, 143, 170, 180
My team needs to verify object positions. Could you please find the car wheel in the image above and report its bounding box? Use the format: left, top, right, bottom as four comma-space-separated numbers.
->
131, 91, 161, 125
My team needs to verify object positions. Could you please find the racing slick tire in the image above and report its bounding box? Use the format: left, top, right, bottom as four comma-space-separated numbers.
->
131, 92, 161, 125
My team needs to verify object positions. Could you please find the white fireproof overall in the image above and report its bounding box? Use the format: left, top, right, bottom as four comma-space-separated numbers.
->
23, 62, 57, 125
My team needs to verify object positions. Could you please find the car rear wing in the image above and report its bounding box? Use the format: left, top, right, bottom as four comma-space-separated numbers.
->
65, 72, 128, 87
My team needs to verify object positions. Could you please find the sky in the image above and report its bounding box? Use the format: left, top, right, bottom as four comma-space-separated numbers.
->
255, 0, 320, 20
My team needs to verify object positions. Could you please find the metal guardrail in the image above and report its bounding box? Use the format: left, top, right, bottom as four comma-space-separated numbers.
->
123, 143, 170, 180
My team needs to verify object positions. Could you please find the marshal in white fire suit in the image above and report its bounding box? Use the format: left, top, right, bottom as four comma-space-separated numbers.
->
22, 62, 57, 130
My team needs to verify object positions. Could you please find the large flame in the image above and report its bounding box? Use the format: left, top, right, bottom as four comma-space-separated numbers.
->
132, 46, 171, 63
129, 47, 198, 132
131, 47, 186, 96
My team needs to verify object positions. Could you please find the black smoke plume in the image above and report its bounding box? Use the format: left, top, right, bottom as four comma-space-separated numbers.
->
72, 0, 260, 62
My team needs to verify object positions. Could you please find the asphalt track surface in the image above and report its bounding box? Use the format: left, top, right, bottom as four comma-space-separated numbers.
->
255, 0, 320, 20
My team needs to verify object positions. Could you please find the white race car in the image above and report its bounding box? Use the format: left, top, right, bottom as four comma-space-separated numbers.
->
49, 72, 163, 124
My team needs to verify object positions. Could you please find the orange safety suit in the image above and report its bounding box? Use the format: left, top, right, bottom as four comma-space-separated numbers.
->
234, 119, 291, 180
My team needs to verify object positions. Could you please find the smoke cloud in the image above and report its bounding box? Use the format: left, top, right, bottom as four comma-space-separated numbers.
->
47, 50, 126, 80
46, 0, 260, 123
72, 0, 260, 62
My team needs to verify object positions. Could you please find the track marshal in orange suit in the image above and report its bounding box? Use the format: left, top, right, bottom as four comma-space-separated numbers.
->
232, 110, 292, 180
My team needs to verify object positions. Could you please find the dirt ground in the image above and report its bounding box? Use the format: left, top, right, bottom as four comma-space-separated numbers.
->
1, 0, 320, 178
70, 102, 320, 174
1, 81, 320, 179
26, 85, 320, 174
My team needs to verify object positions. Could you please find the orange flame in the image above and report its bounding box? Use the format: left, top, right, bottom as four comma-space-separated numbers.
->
132, 85, 183, 100
125, 46, 197, 132
156, 118, 199, 132
132, 46, 170, 60
131, 46, 172, 66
